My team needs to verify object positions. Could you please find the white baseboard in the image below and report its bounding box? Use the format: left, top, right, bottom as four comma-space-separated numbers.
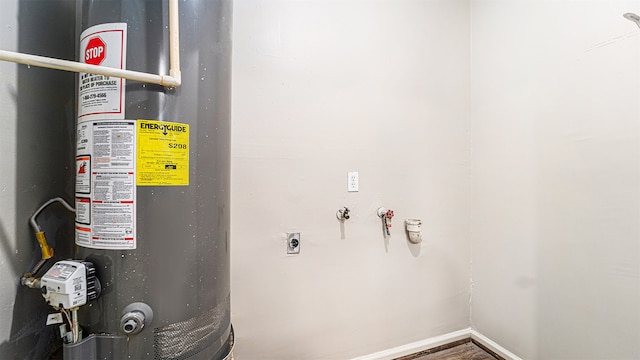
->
350, 328, 523, 360
349, 328, 472, 360
470, 329, 523, 360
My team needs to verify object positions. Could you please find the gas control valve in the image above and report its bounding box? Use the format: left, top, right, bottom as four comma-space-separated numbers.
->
40, 260, 101, 309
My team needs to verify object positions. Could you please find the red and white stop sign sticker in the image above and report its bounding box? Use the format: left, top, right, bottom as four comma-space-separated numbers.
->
78, 23, 127, 120
85, 37, 106, 65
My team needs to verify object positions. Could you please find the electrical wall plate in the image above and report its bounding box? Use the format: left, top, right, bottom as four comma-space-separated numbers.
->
348, 171, 359, 192
287, 232, 300, 254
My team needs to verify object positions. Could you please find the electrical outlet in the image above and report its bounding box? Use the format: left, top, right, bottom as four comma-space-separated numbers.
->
287, 232, 300, 254
348, 171, 359, 192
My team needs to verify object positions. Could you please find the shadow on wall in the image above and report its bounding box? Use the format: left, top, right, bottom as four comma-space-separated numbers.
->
0, 0, 76, 358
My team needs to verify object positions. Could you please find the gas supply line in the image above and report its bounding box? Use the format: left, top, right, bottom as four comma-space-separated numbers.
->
21, 197, 75, 287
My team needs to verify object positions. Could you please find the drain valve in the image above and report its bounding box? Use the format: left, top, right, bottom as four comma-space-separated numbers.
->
120, 302, 153, 335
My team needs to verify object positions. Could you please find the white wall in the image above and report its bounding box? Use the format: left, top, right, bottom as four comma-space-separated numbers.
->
3, 1, 639, 359
0, 2, 76, 357
471, 1, 640, 359
0, 0, 19, 344
231, 1, 471, 358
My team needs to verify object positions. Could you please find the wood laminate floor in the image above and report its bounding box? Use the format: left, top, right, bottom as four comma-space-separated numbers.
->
396, 341, 499, 360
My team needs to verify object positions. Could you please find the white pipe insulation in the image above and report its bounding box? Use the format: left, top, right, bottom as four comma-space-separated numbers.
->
0, 0, 181, 88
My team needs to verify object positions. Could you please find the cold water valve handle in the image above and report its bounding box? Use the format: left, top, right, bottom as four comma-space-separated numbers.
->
377, 207, 394, 236
336, 207, 350, 221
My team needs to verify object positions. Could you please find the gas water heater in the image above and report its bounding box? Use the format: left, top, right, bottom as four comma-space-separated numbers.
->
20, 0, 233, 359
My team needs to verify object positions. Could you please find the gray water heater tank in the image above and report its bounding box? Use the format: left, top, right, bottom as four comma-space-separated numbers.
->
75, 1, 233, 359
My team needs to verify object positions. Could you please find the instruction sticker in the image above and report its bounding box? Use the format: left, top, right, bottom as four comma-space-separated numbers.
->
75, 120, 137, 250
78, 23, 127, 120
136, 119, 189, 186
75, 197, 91, 225
76, 155, 91, 194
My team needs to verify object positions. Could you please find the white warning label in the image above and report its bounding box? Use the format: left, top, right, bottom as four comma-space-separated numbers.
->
75, 197, 91, 225
76, 156, 91, 194
92, 122, 135, 169
75, 120, 136, 250
78, 23, 127, 120
93, 172, 134, 201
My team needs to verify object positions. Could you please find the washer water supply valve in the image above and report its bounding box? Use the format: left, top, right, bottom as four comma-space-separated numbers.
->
336, 207, 351, 221
377, 207, 394, 236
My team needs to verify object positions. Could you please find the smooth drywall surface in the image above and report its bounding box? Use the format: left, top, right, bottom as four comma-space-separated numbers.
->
0, 1, 76, 358
471, 1, 640, 359
231, 0, 471, 358
0, 0, 19, 345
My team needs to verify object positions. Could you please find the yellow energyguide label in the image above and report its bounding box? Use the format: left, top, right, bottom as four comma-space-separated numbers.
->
136, 119, 189, 186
